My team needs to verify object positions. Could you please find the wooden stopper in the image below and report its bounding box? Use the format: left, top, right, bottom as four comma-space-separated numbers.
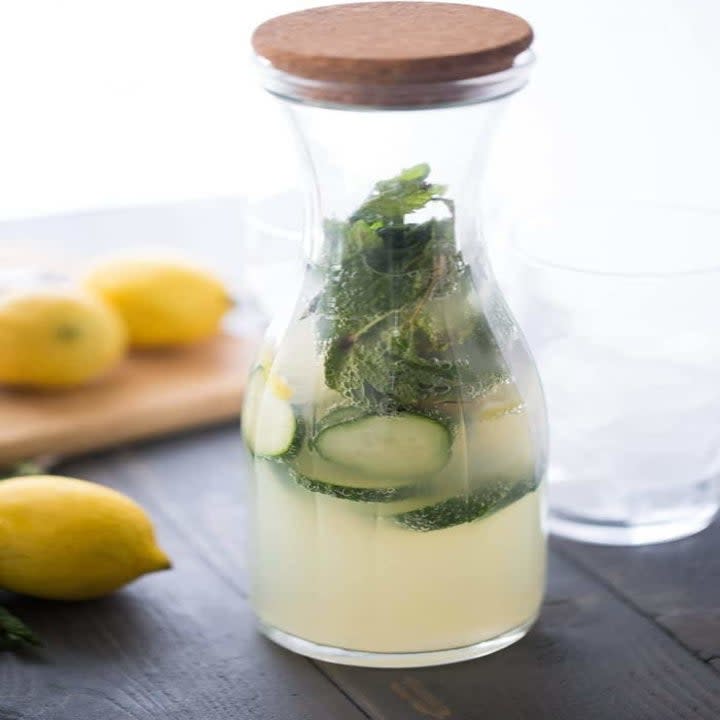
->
252, 2, 533, 92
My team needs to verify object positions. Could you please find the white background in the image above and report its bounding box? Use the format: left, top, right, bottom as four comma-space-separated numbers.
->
0, 0, 719, 222
1, 1, 718, 506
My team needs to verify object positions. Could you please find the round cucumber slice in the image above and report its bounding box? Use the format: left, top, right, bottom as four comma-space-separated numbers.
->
287, 445, 416, 501
243, 367, 302, 458
393, 475, 539, 532
241, 367, 266, 453
288, 469, 413, 503
314, 411, 451, 480
254, 393, 302, 458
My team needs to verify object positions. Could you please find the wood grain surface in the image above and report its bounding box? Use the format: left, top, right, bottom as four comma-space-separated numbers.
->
1, 426, 719, 720
555, 526, 720, 664
0, 334, 255, 465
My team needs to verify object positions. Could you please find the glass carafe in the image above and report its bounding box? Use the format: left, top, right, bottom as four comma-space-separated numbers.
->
244, 3, 548, 668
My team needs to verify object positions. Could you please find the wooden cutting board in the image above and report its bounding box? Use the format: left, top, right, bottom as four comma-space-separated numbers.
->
0, 333, 257, 466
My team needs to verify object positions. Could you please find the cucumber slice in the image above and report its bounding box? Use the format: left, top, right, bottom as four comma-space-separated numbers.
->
288, 468, 414, 503
376, 493, 438, 516
255, 394, 303, 458
243, 368, 302, 458
314, 410, 451, 480
287, 445, 416, 502
394, 475, 539, 532
241, 367, 266, 452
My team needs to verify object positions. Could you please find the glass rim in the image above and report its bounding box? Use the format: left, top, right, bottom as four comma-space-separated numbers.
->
507, 204, 720, 279
254, 50, 535, 111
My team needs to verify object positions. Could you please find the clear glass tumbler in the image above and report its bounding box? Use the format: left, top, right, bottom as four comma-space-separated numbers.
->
243, 3, 548, 667
500, 204, 720, 545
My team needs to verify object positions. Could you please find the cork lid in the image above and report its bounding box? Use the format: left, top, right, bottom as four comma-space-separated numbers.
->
252, 2, 533, 106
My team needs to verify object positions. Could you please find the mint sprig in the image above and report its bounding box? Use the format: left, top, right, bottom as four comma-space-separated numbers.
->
0, 606, 42, 651
349, 163, 447, 225
310, 164, 507, 413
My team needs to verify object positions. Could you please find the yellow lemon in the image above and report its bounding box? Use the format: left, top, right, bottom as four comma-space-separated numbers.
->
0, 288, 127, 388
0, 475, 171, 601
85, 258, 233, 347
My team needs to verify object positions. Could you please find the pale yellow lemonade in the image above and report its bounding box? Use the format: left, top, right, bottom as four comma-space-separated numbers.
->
252, 469, 544, 652
243, 164, 547, 657
244, 318, 546, 654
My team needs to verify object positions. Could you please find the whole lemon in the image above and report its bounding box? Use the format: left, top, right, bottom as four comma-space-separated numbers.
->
0, 288, 127, 388
85, 258, 232, 347
0, 475, 171, 601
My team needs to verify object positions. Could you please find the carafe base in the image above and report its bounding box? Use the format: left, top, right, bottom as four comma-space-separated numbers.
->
257, 616, 537, 668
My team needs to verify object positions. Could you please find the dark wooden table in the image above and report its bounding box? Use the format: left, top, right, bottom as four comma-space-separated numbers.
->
2, 425, 719, 719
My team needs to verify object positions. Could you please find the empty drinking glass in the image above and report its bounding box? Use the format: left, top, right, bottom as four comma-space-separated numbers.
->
500, 204, 720, 545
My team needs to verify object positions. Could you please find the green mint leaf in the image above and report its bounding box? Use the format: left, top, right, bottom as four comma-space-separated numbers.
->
380, 162, 431, 186
312, 164, 508, 413
0, 606, 43, 651
350, 163, 447, 225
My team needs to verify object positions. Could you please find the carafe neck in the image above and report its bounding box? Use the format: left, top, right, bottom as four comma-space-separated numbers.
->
283, 100, 509, 266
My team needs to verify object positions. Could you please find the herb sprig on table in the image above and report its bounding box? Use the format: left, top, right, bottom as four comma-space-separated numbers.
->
0, 464, 43, 653
0, 606, 42, 652
0, 460, 44, 481
310, 164, 505, 413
